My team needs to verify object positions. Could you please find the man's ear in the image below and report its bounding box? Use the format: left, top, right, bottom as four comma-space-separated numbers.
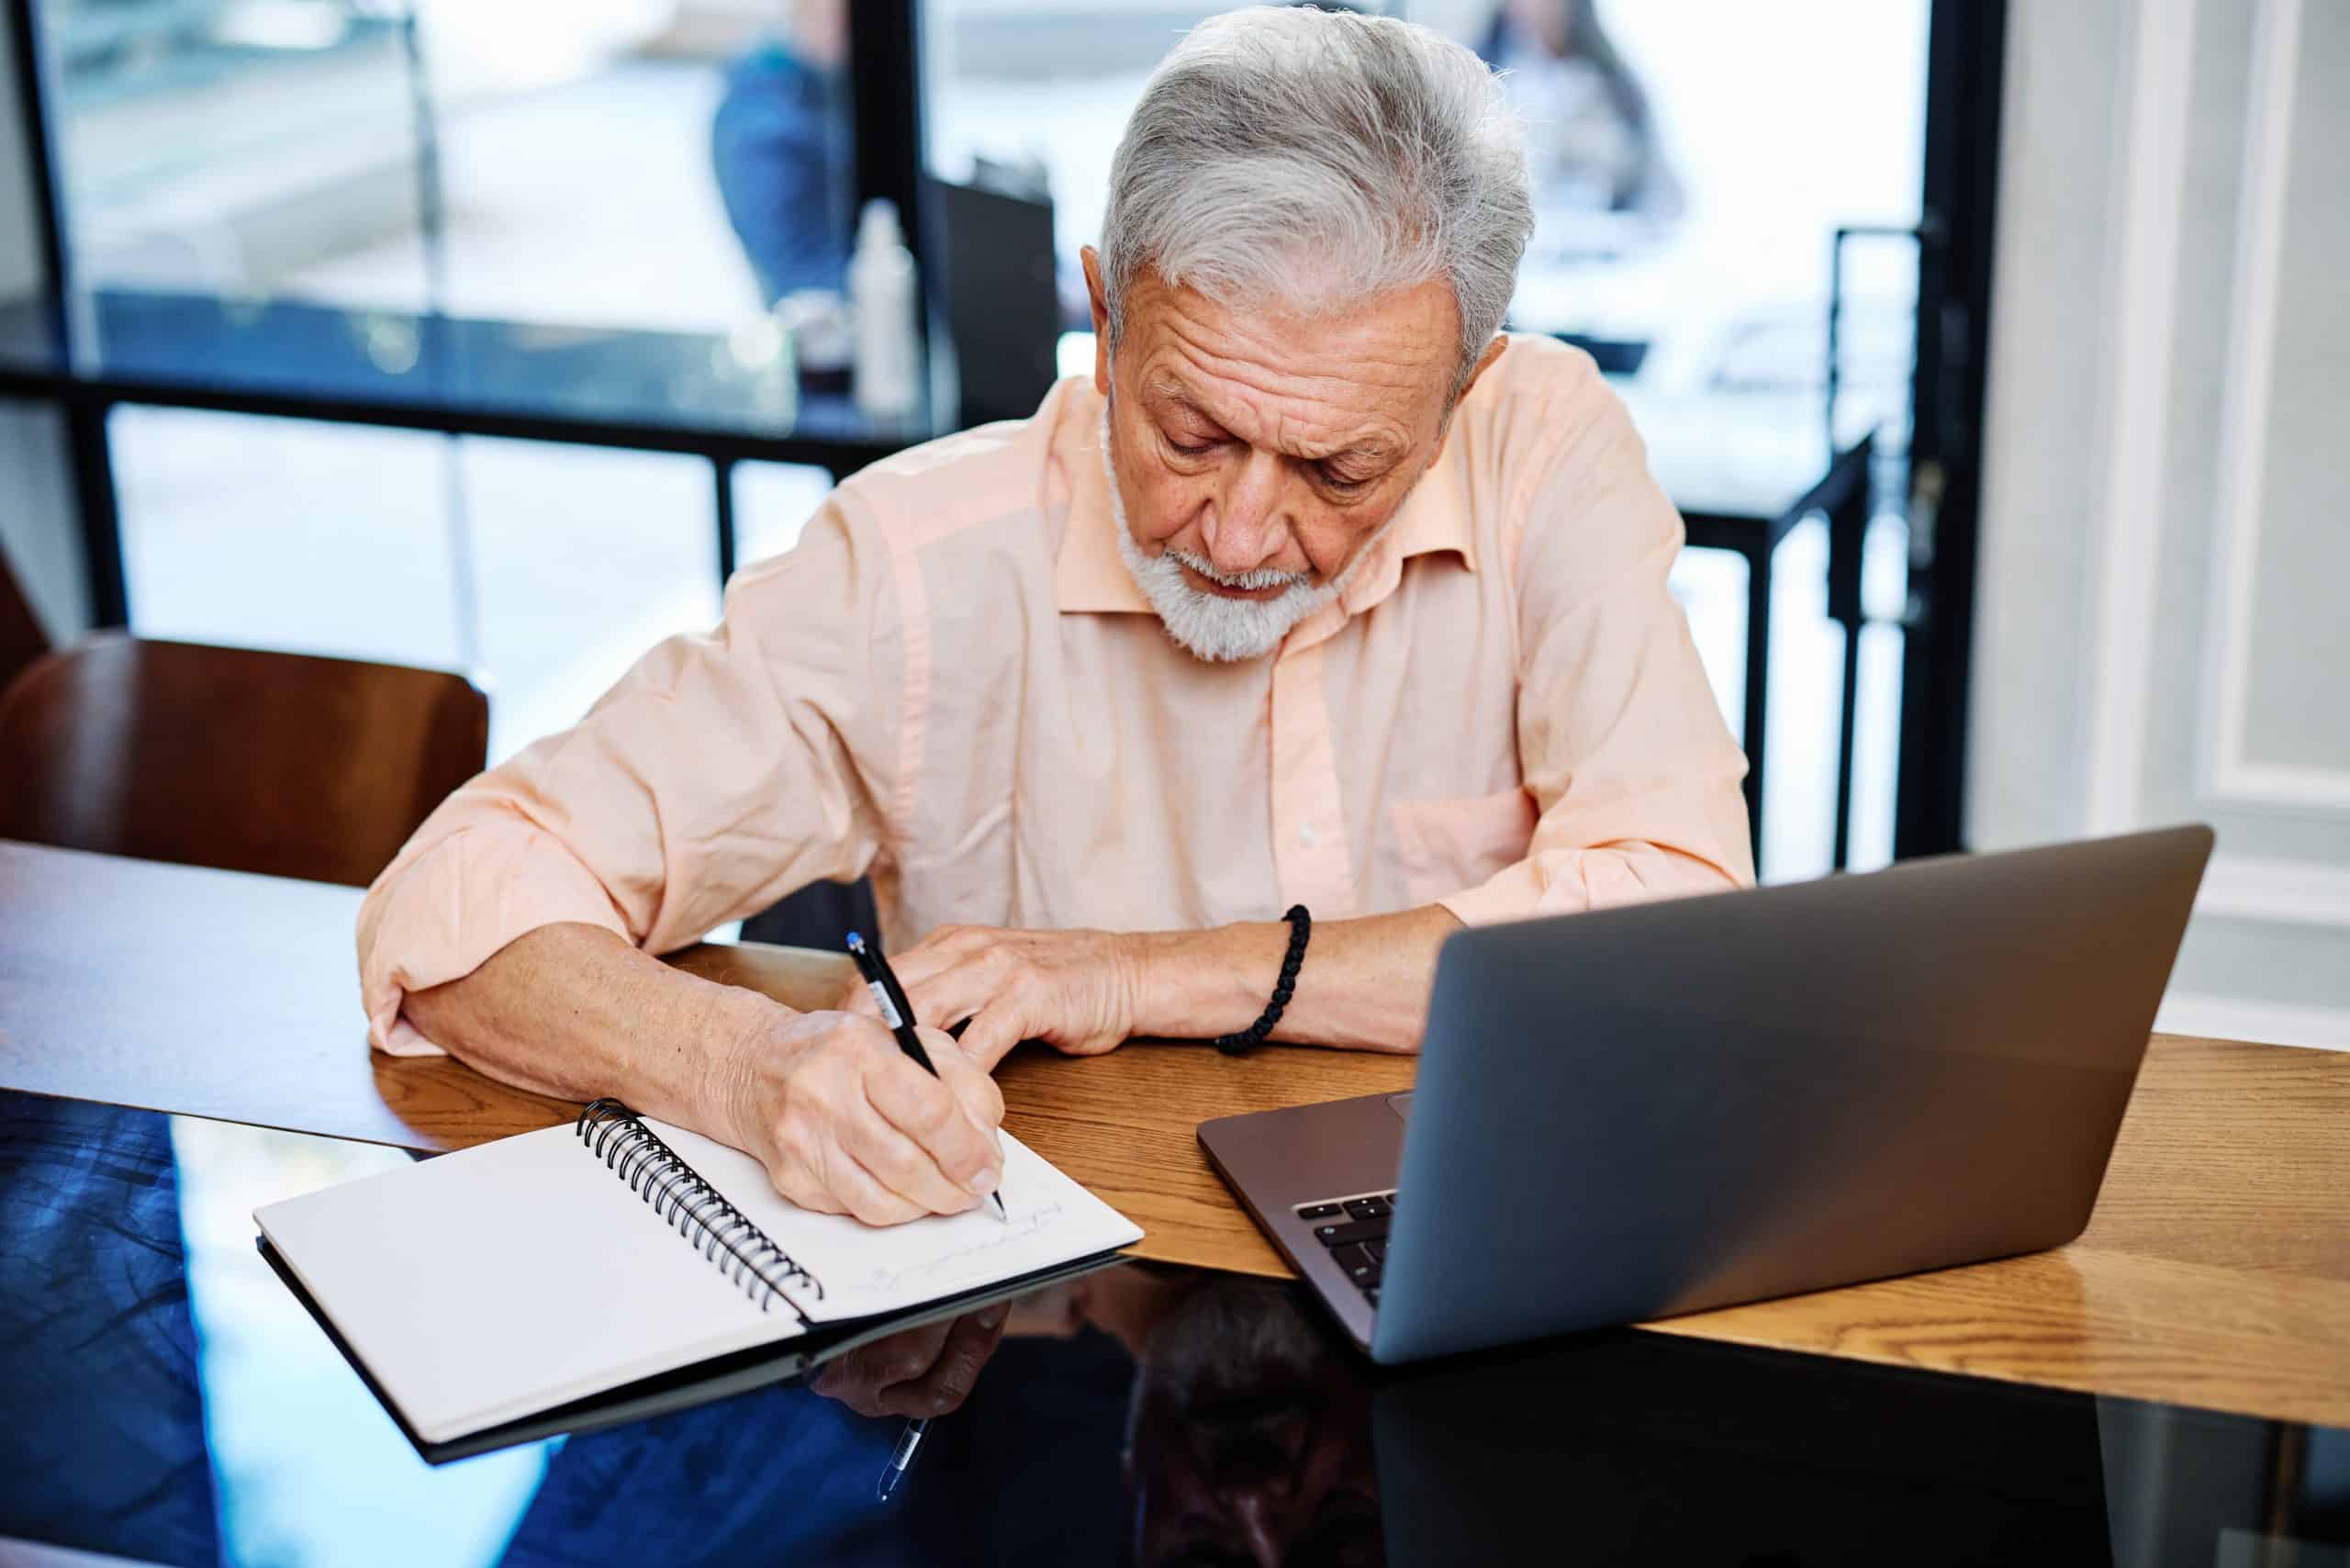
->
1080, 246, 1113, 396
1430, 335, 1511, 460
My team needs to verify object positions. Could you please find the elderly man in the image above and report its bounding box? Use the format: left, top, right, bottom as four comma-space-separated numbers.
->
361, 8, 1751, 1228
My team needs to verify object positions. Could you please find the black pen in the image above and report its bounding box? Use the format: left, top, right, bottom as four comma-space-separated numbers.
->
845, 931, 1009, 1222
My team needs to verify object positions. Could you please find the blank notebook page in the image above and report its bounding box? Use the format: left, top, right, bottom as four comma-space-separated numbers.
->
255, 1124, 801, 1444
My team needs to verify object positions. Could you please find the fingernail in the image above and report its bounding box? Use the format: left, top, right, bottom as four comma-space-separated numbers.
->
966, 1165, 1000, 1196
979, 1306, 1006, 1329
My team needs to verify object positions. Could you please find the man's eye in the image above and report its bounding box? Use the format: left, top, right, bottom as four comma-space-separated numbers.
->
1317, 464, 1373, 493
1166, 436, 1217, 457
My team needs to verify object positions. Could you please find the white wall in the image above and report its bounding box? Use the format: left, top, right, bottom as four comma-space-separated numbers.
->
1970, 0, 2350, 1048
0, 12, 89, 645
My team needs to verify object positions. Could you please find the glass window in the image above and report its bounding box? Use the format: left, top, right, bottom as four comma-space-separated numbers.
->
111, 408, 722, 765
459, 436, 720, 761
39, 0, 429, 306
1668, 545, 1748, 749
37, 0, 856, 336
733, 457, 837, 569
113, 406, 463, 668
1472, 0, 1930, 497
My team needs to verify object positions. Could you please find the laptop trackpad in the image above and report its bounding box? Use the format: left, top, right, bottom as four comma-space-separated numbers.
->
1386, 1092, 1414, 1124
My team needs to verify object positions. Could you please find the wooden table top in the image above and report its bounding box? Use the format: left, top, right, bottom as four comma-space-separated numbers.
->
6, 838, 2347, 1427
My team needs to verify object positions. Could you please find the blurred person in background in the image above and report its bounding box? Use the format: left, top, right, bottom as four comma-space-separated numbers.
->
711, 0, 856, 305
1481, 0, 1682, 230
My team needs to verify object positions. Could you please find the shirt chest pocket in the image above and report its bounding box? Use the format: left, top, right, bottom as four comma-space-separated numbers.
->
1389, 788, 1540, 908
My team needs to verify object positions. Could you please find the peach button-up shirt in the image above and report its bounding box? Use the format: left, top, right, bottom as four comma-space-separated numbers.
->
358, 336, 1753, 1056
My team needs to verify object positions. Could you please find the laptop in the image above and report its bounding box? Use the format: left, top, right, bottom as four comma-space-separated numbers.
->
1198, 825, 2214, 1364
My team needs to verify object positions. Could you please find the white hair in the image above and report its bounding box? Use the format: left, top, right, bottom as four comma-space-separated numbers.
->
1102, 410, 1387, 661
1100, 6, 1534, 391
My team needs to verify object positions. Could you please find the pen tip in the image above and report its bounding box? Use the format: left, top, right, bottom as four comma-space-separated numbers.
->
990, 1193, 1009, 1223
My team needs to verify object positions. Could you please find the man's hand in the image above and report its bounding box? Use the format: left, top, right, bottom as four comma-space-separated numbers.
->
719, 1003, 1005, 1226
836, 908, 1464, 1062
808, 1304, 1010, 1418
836, 926, 1144, 1070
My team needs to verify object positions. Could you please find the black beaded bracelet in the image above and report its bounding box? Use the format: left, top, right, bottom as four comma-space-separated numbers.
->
1213, 905, 1311, 1056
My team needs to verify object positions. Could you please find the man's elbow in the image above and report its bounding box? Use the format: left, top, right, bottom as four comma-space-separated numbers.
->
1558, 839, 1748, 913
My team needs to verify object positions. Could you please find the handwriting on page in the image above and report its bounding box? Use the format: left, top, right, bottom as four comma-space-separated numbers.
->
857, 1202, 1069, 1296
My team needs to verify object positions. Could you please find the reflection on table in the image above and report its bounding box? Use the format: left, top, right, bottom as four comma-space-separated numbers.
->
4, 1098, 2347, 1568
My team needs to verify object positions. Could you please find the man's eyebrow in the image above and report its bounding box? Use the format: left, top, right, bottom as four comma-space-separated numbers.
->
1142, 375, 1220, 422
1139, 374, 1398, 464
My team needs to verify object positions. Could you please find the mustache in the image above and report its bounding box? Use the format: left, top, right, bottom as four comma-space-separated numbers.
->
1162, 548, 1313, 593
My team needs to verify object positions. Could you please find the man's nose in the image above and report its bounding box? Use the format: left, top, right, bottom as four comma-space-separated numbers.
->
1203, 449, 1288, 577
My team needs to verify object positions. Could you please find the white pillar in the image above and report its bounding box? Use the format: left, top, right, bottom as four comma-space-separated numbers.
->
1970, 0, 2350, 1048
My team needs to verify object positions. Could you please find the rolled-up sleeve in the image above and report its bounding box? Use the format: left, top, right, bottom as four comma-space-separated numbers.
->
357, 497, 909, 1055
1438, 383, 1755, 927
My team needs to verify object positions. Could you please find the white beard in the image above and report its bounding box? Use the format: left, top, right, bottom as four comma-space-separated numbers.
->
1099, 409, 1383, 663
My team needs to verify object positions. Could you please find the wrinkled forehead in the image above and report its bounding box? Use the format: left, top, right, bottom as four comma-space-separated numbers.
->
1115, 270, 1460, 447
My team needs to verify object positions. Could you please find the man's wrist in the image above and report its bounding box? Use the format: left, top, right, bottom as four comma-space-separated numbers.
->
1125, 923, 1291, 1040
703, 986, 794, 1148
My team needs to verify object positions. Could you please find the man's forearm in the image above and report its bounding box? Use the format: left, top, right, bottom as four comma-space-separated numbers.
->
401, 923, 772, 1142
403, 922, 1010, 1223
1127, 905, 1461, 1053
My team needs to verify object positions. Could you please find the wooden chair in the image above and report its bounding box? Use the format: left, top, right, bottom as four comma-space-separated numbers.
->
0, 633, 487, 888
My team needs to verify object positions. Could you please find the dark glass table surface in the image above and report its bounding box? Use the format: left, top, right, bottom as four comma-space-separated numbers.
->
6, 1091, 2345, 1568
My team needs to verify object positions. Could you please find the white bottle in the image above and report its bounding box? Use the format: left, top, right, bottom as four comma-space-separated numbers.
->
850, 197, 922, 421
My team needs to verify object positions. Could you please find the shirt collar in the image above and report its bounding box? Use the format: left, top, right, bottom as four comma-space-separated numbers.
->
1053, 407, 1156, 612
1051, 387, 1479, 616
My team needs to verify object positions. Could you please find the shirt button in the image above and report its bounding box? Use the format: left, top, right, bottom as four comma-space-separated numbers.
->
1298, 823, 1319, 847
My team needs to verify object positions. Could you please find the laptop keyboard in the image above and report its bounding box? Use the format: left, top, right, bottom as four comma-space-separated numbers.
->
1296, 1191, 1394, 1305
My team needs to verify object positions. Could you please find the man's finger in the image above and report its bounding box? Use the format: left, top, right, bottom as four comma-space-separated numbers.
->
822, 1140, 929, 1227
812, 1319, 954, 1417
953, 1004, 1027, 1073
873, 1305, 1008, 1417
865, 1318, 957, 1388
842, 1087, 979, 1215
771, 1169, 846, 1216
882, 937, 974, 998
855, 945, 987, 1034
863, 1047, 1001, 1193
925, 1030, 1007, 1131
899, 961, 1000, 1035
815, 1317, 952, 1391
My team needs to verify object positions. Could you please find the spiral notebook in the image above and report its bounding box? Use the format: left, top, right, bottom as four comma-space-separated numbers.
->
254, 1100, 1143, 1449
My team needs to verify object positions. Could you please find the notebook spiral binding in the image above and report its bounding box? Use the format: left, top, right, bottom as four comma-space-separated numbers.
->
576, 1099, 824, 1312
